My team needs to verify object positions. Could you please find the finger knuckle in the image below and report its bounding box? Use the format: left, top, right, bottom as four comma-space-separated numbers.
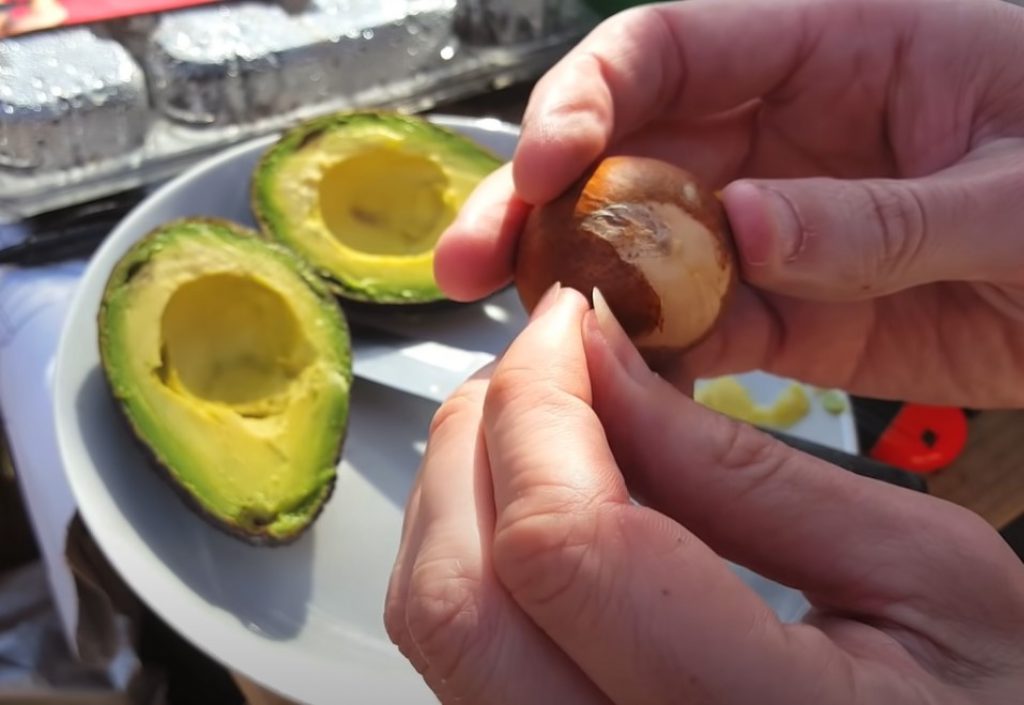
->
860, 181, 927, 289
481, 364, 531, 413
384, 601, 423, 672
939, 504, 1022, 578
383, 587, 407, 647
542, 52, 614, 132
384, 573, 433, 681
428, 385, 481, 438
579, 5, 683, 119
484, 362, 549, 409
492, 499, 606, 616
404, 558, 490, 681
597, 3, 671, 56
621, 5, 683, 98
484, 363, 582, 422
707, 417, 791, 499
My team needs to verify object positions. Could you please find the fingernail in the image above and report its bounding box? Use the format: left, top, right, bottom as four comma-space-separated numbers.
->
529, 281, 562, 321
592, 287, 651, 383
591, 287, 623, 340
724, 181, 802, 267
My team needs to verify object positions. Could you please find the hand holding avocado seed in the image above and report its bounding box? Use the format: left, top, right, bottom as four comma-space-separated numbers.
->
388, 0, 1024, 700
516, 155, 737, 367
386, 287, 1024, 704
436, 0, 1024, 406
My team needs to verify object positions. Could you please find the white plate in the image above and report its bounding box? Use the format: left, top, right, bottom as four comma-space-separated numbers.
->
53, 115, 857, 704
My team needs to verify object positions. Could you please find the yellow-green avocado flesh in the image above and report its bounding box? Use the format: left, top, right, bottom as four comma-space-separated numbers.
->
252, 111, 503, 304
98, 218, 352, 545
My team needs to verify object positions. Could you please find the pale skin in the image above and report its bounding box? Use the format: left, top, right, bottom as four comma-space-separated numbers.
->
0, 0, 67, 37
433, 0, 1024, 407
384, 0, 1024, 703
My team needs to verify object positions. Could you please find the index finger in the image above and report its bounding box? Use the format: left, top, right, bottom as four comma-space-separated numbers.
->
481, 286, 865, 705
386, 365, 611, 704
514, 0, 855, 204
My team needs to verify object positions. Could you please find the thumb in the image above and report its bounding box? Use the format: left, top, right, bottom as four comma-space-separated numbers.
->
721, 151, 1024, 299
584, 290, 1024, 649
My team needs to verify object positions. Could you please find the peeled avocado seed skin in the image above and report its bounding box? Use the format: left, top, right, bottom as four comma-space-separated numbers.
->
515, 155, 737, 365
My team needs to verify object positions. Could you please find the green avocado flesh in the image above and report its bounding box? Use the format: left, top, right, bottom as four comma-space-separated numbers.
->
98, 218, 352, 545
252, 111, 503, 304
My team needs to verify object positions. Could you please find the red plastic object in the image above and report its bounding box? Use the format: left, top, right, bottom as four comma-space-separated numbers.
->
869, 404, 968, 474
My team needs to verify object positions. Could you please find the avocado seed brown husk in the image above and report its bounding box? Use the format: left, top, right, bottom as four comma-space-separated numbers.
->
514, 155, 737, 366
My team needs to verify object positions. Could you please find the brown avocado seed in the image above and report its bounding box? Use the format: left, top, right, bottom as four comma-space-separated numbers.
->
514, 155, 737, 366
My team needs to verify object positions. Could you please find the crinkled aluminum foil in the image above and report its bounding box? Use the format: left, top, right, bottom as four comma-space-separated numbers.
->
0, 0, 598, 221
0, 28, 148, 172
147, 0, 455, 127
454, 0, 590, 45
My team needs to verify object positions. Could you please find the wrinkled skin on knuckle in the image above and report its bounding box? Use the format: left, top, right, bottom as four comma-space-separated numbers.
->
482, 365, 535, 418
492, 497, 607, 614
403, 559, 493, 688
429, 385, 483, 439
485, 362, 588, 417
708, 414, 789, 485
685, 415, 800, 535
858, 180, 927, 291
384, 589, 415, 659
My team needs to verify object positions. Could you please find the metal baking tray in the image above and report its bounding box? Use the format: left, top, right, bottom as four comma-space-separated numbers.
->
0, 0, 598, 223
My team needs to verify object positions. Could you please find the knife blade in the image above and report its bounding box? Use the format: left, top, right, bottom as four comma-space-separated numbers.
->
345, 320, 928, 493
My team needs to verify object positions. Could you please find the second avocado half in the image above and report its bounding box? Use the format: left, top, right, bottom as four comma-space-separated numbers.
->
252, 112, 503, 304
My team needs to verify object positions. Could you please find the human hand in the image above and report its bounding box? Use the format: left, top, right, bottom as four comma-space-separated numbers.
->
384, 285, 1024, 704
434, 0, 1024, 406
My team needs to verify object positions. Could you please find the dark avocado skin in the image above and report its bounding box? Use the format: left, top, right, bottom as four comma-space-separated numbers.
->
98, 217, 352, 546
251, 110, 505, 305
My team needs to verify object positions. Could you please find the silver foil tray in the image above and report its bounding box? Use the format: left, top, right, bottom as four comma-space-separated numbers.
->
0, 0, 597, 222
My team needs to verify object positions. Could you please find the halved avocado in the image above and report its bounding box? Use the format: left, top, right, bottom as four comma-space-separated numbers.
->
98, 218, 352, 545
251, 111, 503, 304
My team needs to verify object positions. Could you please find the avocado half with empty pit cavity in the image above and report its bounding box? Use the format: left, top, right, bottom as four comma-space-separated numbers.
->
251, 111, 503, 304
98, 218, 352, 545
